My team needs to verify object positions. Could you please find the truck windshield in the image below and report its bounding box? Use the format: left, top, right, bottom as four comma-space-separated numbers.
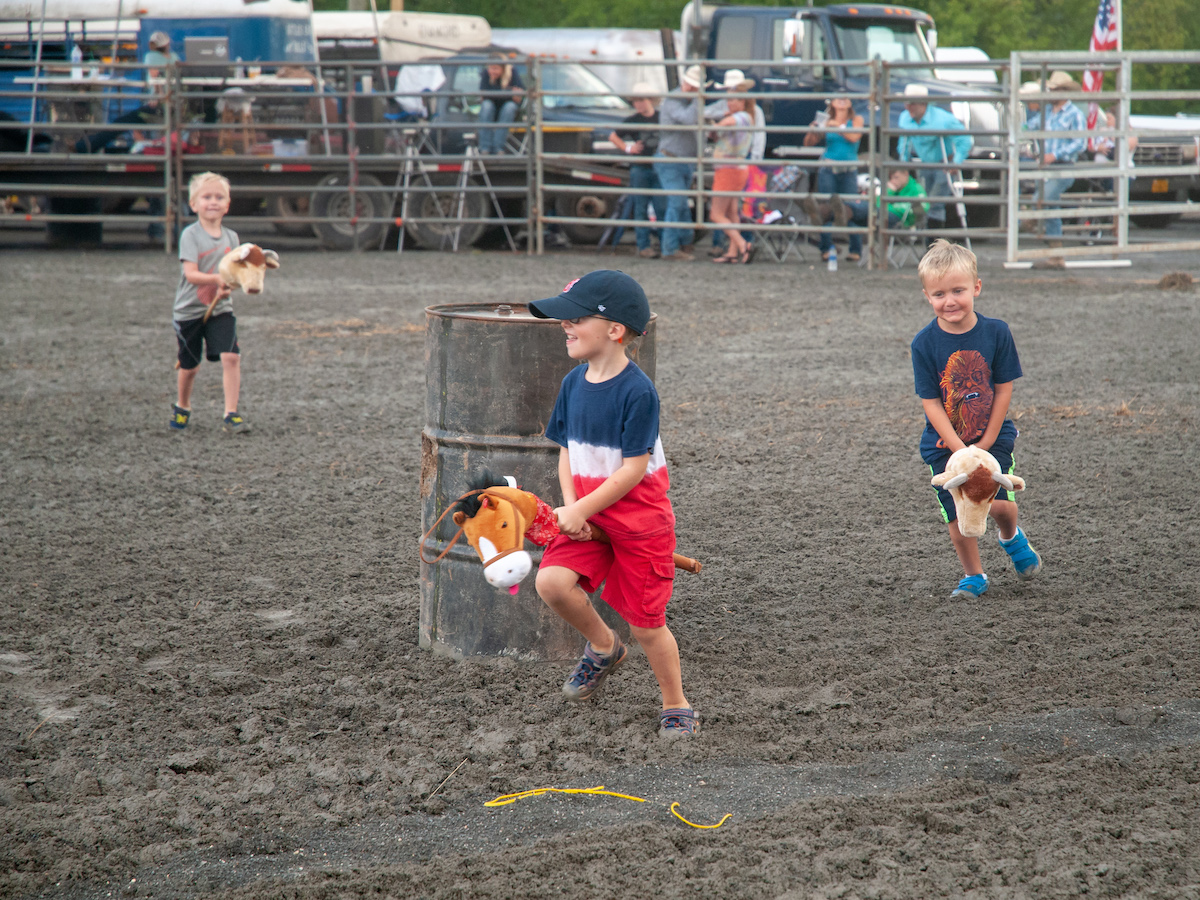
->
541, 63, 630, 110
830, 18, 934, 79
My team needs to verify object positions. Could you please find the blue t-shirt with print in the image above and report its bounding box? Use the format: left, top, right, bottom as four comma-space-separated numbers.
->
911, 312, 1023, 461
545, 361, 674, 538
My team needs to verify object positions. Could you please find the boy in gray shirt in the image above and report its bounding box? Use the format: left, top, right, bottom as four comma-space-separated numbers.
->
171, 171, 249, 434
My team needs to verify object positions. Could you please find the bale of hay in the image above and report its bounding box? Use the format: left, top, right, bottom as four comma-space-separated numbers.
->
1157, 271, 1194, 290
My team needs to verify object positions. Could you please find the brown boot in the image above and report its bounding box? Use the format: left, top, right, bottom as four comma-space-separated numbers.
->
1035, 240, 1065, 269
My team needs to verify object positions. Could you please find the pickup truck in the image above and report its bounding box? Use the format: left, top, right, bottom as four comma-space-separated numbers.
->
1126, 113, 1200, 228
685, 3, 1005, 224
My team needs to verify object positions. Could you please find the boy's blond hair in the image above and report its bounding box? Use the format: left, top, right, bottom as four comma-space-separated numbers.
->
188, 171, 231, 205
918, 238, 978, 286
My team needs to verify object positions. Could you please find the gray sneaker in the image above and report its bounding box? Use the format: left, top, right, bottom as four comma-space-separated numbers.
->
562, 631, 627, 701
222, 411, 251, 435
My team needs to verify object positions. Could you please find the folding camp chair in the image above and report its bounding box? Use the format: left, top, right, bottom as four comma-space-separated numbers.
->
751, 164, 808, 263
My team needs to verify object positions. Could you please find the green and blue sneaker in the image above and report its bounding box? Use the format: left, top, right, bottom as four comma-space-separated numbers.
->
222, 411, 251, 435
170, 404, 190, 430
562, 630, 627, 702
659, 707, 700, 740
999, 527, 1041, 581
951, 573, 989, 598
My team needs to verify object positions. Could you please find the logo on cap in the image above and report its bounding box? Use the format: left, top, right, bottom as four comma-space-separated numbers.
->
597, 304, 606, 312
562, 277, 581, 293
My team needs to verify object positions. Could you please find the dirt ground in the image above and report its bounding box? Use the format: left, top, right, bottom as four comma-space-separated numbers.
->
2, 241, 1199, 899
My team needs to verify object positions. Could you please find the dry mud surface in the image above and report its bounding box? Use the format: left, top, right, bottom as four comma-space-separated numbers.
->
2, 245, 1199, 899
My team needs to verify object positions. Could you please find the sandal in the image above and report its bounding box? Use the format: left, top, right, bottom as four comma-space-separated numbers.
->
712, 253, 739, 264
659, 707, 700, 739
846, 252, 861, 262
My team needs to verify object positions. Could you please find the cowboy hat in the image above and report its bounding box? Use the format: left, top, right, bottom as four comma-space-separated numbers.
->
680, 65, 712, 89
903, 84, 929, 99
1047, 70, 1081, 91
716, 69, 754, 92
148, 31, 171, 51
628, 82, 658, 100
1019, 81, 1043, 95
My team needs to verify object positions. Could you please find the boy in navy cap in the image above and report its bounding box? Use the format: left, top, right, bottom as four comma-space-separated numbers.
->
529, 270, 696, 739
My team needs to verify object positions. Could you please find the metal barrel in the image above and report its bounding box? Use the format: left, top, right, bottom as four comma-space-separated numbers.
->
420, 302, 656, 660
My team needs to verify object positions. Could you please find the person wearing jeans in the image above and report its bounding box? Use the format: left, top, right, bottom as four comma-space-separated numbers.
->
803, 90, 865, 261
610, 84, 664, 257
896, 84, 973, 235
652, 65, 706, 260
477, 57, 524, 154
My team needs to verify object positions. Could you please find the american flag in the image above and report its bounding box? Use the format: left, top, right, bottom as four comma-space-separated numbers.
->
1083, 0, 1119, 141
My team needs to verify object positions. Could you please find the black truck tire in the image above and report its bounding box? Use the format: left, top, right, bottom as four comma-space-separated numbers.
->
554, 192, 610, 245
310, 174, 387, 250
403, 175, 486, 250
1130, 212, 1181, 229
269, 194, 315, 238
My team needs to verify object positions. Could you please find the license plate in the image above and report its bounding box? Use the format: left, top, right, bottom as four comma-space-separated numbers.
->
1152, 179, 1169, 193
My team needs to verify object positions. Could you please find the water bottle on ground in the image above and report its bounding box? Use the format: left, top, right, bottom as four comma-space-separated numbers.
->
71, 43, 83, 80
827, 246, 838, 272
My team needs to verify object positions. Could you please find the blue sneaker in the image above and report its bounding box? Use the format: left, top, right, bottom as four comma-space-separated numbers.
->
222, 411, 251, 435
951, 574, 989, 598
169, 404, 190, 430
562, 631, 627, 701
999, 527, 1042, 581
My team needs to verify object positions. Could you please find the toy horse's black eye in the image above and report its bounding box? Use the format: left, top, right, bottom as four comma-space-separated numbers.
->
500, 521, 508, 528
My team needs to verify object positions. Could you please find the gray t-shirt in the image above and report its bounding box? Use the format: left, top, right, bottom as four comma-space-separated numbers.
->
174, 222, 239, 322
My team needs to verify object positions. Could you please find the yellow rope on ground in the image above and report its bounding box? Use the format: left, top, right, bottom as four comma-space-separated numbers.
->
485, 785, 646, 807
670, 801, 733, 829
484, 785, 732, 829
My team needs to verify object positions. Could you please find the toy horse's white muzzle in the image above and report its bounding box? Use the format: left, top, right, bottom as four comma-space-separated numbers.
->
483, 550, 532, 594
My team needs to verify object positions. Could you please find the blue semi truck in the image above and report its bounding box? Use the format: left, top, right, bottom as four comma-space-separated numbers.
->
684, 3, 1005, 223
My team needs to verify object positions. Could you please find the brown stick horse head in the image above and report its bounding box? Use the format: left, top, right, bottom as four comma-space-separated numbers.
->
452, 476, 546, 594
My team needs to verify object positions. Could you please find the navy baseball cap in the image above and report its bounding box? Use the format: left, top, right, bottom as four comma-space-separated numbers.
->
529, 270, 650, 335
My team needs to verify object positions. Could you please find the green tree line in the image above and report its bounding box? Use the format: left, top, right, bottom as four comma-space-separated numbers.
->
316, 0, 1198, 112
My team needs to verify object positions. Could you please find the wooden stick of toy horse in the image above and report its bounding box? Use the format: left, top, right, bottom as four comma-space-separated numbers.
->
175, 244, 280, 370
931, 446, 1026, 537
420, 475, 701, 595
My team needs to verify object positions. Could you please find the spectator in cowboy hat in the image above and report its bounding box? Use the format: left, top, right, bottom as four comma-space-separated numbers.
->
653, 65, 710, 260
707, 72, 758, 264
1019, 71, 1088, 266
895, 83, 973, 240
704, 69, 767, 258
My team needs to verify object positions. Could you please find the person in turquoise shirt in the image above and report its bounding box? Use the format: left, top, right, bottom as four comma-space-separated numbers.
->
896, 84, 972, 235
802, 88, 865, 261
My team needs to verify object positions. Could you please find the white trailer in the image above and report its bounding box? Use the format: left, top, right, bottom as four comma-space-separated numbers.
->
491, 27, 671, 96
311, 10, 490, 64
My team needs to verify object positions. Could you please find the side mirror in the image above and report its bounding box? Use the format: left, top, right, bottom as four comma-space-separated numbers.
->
781, 19, 804, 60
926, 28, 938, 56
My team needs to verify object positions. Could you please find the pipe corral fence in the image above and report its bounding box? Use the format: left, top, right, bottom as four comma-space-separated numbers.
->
1, 52, 1197, 266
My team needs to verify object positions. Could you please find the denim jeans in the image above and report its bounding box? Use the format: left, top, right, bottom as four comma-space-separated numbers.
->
846, 200, 904, 230
629, 164, 665, 251
1038, 174, 1074, 238
652, 157, 694, 255
918, 168, 953, 226
478, 98, 518, 153
817, 166, 862, 256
